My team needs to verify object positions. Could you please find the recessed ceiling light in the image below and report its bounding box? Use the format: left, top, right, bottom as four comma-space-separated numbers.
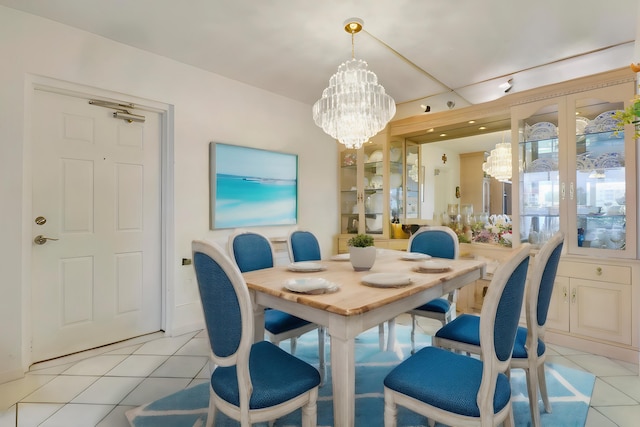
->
468, 120, 475, 124
479, 126, 487, 130
427, 128, 434, 133
440, 133, 447, 137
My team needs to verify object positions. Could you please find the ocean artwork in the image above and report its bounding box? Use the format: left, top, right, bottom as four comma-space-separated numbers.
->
211, 143, 298, 228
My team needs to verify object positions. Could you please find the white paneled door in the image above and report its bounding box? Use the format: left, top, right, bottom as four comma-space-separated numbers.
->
31, 89, 162, 363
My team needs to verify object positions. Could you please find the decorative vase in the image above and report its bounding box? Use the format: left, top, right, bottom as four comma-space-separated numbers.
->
349, 246, 376, 271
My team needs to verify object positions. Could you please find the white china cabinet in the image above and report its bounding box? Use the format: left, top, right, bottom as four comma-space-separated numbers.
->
337, 132, 420, 252
511, 80, 639, 361
512, 81, 636, 258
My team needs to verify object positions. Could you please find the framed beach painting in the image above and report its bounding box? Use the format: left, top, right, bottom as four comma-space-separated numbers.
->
210, 142, 298, 229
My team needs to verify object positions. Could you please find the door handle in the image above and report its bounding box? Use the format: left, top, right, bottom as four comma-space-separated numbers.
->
34, 235, 59, 245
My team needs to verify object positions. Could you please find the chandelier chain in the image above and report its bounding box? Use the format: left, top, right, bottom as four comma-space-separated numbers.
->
351, 30, 355, 59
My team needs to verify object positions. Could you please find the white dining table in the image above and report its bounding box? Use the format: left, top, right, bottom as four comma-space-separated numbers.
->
242, 249, 485, 427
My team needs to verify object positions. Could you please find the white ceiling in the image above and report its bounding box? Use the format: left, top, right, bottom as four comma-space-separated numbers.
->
2, 0, 638, 152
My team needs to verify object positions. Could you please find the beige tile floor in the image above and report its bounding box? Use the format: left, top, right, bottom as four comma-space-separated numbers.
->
0, 318, 638, 427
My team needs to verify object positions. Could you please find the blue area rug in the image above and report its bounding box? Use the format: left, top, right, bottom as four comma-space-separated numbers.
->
126, 325, 594, 426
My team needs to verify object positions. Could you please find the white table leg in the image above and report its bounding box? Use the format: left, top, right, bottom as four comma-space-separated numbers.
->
330, 334, 355, 427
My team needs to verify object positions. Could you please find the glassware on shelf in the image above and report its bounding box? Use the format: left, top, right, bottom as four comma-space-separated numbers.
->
609, 225, 625, 249
447, 203, 459, 223
460, 204, 474, 225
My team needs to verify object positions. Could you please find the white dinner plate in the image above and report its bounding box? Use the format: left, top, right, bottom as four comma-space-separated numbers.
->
361, 273, 411, 288
401, 252, 432, 261
330, 253, 350, 261
284, 278, 339, 294
414, 260, 452, 273
287, 262, 326, 272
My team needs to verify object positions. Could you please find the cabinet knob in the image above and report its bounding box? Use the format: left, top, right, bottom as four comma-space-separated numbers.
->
596, 267, 602, 276
562, 286, 568, 303
571, 288, 577, 303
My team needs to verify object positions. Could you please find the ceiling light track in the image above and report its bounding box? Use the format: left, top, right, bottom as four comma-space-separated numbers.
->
362, 29, 471, 106
455, 40, 635, 92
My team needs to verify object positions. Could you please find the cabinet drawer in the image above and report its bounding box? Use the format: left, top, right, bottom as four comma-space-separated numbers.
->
557, 261, 631, 285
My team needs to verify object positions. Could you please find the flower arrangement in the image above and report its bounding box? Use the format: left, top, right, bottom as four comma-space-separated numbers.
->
471, 214, 513, 247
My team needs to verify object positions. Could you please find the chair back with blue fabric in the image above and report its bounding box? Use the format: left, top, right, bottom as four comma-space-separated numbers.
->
514, 231, 564, 426
403, 225, 460, 353
287, 230, 321, 262
192, 240, 320, 427
227, 229, 326, 383
228, 230, 275, 272
383, 244, 530, 427
432, 233, 564, 427
408, 225, 459, 259
528, 231, 564, 335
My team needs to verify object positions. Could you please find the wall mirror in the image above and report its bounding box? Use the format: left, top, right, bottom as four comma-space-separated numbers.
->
393, 111, 512, 223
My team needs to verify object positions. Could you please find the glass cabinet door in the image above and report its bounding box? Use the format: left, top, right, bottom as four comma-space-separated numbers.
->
566, 83, 636, 258
339, 147, 359, 234
363, 141, 385, 235
405, 141, 420, 220
339, 132, 391, 237
514, 99, 563, 248
389, 139, 403, 223
513, 81, 636, 258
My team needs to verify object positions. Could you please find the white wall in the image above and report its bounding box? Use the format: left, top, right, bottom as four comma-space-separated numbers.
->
420, 144, 461, 223
0, 7, 338, 382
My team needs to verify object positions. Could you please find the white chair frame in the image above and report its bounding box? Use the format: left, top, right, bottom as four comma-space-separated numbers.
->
228, 229, 326, 381
381, 226, 460, 352
384, 244, 531, 427
407, 226, 459, 350
192, 240, 319, 427
433, 233, 564, 427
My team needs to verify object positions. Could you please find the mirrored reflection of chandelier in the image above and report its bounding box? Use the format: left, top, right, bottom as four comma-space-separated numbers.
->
483, 138, 512, 182
312, 18, 396, 150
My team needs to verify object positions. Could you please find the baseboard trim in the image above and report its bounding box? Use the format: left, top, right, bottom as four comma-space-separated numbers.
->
0, 368, 25, 386
170, 321, 205, 337
545, 330, 639, 365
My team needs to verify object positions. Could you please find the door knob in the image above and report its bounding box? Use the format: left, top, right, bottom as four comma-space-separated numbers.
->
34, 235, 59, 245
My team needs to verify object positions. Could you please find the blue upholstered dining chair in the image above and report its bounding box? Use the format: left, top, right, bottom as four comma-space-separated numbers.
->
406, 226, 460, 353
228, 230, 326, 382
383, 244, 531, 427
433, 232, 564, 427
287, 230, 322, 263
192, 240, 321, 427
379, 225, 460, 353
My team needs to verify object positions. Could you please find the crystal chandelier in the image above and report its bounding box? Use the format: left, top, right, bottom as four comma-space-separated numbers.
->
313, 18, 396, 149
482, 137, 512, 182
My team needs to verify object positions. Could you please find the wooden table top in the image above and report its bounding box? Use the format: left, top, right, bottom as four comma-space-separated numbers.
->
242, 250, 486, 317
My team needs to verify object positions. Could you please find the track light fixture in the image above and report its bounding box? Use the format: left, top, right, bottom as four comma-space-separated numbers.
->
499, 78, 514, 93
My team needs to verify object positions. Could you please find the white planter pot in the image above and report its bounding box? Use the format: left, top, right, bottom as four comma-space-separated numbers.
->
349, 246, 377, 271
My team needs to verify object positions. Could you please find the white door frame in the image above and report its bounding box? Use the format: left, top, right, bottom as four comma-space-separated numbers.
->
21, 75, 174, 371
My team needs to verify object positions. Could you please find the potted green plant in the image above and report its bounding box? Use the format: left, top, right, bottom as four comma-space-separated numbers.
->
614, 94, 640, 139
347, 234, 376, 271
